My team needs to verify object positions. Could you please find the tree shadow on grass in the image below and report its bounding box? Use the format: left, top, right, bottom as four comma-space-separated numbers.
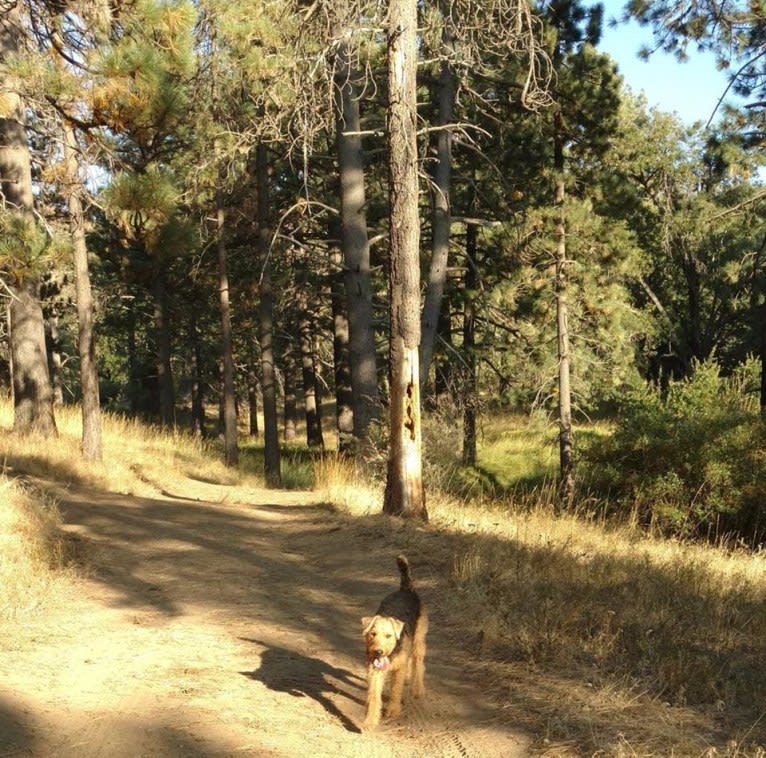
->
240, 638, 364, 733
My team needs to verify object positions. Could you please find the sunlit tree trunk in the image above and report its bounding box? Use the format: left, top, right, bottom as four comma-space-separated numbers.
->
1, 5, 56, 437
334, 39, 381, 442
64, 121, 102, 460
383, 0, 427, 521
554, 107, 574, 505
216, 193, 239, 466
256, 142, 281, 486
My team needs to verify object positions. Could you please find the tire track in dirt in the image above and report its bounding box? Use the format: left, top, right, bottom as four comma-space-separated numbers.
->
0, 481, 531, 757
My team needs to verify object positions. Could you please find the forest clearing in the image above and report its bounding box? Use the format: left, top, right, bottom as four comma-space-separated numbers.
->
2, 402, 766, 757
5, 0, 766, 755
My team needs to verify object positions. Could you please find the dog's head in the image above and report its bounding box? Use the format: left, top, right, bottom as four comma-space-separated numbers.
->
361, 615, 404, 669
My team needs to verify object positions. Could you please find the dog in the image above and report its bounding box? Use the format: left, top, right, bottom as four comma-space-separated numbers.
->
361, 555, 427, 730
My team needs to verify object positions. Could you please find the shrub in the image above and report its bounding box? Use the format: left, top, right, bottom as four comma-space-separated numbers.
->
583, 359, 766, 542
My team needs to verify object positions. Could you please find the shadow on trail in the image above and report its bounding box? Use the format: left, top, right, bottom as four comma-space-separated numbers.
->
35, 472, 761, 753
0, 695, 38, 757
240, 638, 363, 733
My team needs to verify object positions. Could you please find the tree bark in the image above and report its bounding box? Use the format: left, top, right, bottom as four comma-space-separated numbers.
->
282, 343, 298, 443
383, 0, 427, 521
420, 31, 455, 393
462, 223, 478, 467
1, 6, 56, 437
152, 261, 175, 428
554, 107, 574, 506
64, 121, 102, 461
329, 218, 354, 450
217, 194, 239, 466
300, 311, 324, 448
256, 142, 281, 486
247, 364, 259, 437
190, 309, 206, 437
334, 40, 381, 442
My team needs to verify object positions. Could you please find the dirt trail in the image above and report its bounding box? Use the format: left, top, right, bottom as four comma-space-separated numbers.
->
0, 480, 530, 757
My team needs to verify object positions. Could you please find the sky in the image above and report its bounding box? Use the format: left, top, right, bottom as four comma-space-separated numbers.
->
596, 0, 739, 127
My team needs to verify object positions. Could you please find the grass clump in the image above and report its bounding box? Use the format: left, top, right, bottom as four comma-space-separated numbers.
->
0, 477, 70, 619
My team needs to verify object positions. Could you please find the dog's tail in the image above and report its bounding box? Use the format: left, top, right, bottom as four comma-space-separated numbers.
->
397, 555, 413, 591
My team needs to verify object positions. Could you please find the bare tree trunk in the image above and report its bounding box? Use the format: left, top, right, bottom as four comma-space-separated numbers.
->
299, 310, 324, 448
48, 311, 64, 406
190, 310, 206, 437
256, 143, 281, 486
1, 7, 56, 437
383, 0, 427, 521
216, 194, 239, 466
329, 217, 354, 450
282, 343, 298, 443
247, 364, 259, 437
64, 121, 102, 461
334, 40, 380, 442
554, 108, 574, 506
462, 223, 478, 467
420, 30, 455, 393
152, 262, 175, 428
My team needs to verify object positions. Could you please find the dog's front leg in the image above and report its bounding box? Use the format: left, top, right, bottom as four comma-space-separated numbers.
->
363, 668, 385, 731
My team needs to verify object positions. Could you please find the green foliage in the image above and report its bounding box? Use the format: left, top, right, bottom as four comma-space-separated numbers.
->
0, 209, 68, 283
584, 358, 766, 541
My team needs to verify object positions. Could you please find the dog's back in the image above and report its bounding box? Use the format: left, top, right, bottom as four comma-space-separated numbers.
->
376, 555, 420, 635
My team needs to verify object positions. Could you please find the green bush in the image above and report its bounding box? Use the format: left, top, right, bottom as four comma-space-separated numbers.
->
584, 359, 766, 542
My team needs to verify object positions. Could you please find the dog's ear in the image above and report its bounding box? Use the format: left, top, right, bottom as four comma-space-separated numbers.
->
362, 616, 376, 634
391, 618, 405, 639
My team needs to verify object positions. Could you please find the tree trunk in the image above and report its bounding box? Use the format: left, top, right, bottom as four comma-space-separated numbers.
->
256, 142, 281, 486
282, 344, 298, 443
2, 6, 56, 437
334, 40, 381, 442
554, 108, 574, 506
64, 121, 102, 461
300, 311, 324, 448
217, 194, 239, 466
190, 309, 206, 437
420, 33, 455, 393
462, 223, 478, 467
247, 364, 259, 437
152, 261, 175, 428
9, 284, 58, 436
383, 0, 427, 521
48, 311, 64, 406
329, 218, 354, 450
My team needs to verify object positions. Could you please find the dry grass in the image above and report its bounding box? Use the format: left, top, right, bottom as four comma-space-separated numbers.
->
0, 477, 71, 619
3, 397, 766, 753
314, 449, 766, 756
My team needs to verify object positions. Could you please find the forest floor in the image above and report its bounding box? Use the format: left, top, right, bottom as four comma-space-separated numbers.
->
0, 477, 530, 758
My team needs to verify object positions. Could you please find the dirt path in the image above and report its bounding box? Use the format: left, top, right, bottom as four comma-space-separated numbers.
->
0, 481, 530, 757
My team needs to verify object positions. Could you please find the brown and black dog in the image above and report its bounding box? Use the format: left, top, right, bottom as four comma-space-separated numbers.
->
361, 555, 427, 730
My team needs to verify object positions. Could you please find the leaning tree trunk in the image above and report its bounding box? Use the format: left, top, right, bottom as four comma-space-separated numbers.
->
216, 193, 239, 467
64, 121, 102, 460
334, 39, 381, 442
1, 7, 56, 437
420, 29, 455, 394
383, 0, 427, 521
554, 107, 574, 506
256, 142, 281, 486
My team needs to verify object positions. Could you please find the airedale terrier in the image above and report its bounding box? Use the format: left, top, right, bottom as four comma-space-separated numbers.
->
361, 555, 427, 731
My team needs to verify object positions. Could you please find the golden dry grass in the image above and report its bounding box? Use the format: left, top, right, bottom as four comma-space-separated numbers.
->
314, 452, 766, 755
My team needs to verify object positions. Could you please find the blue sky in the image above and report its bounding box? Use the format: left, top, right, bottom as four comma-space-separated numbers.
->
596, 0, 737, 126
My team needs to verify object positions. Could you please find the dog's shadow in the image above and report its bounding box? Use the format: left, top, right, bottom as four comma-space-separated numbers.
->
240, 638, 364, 733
